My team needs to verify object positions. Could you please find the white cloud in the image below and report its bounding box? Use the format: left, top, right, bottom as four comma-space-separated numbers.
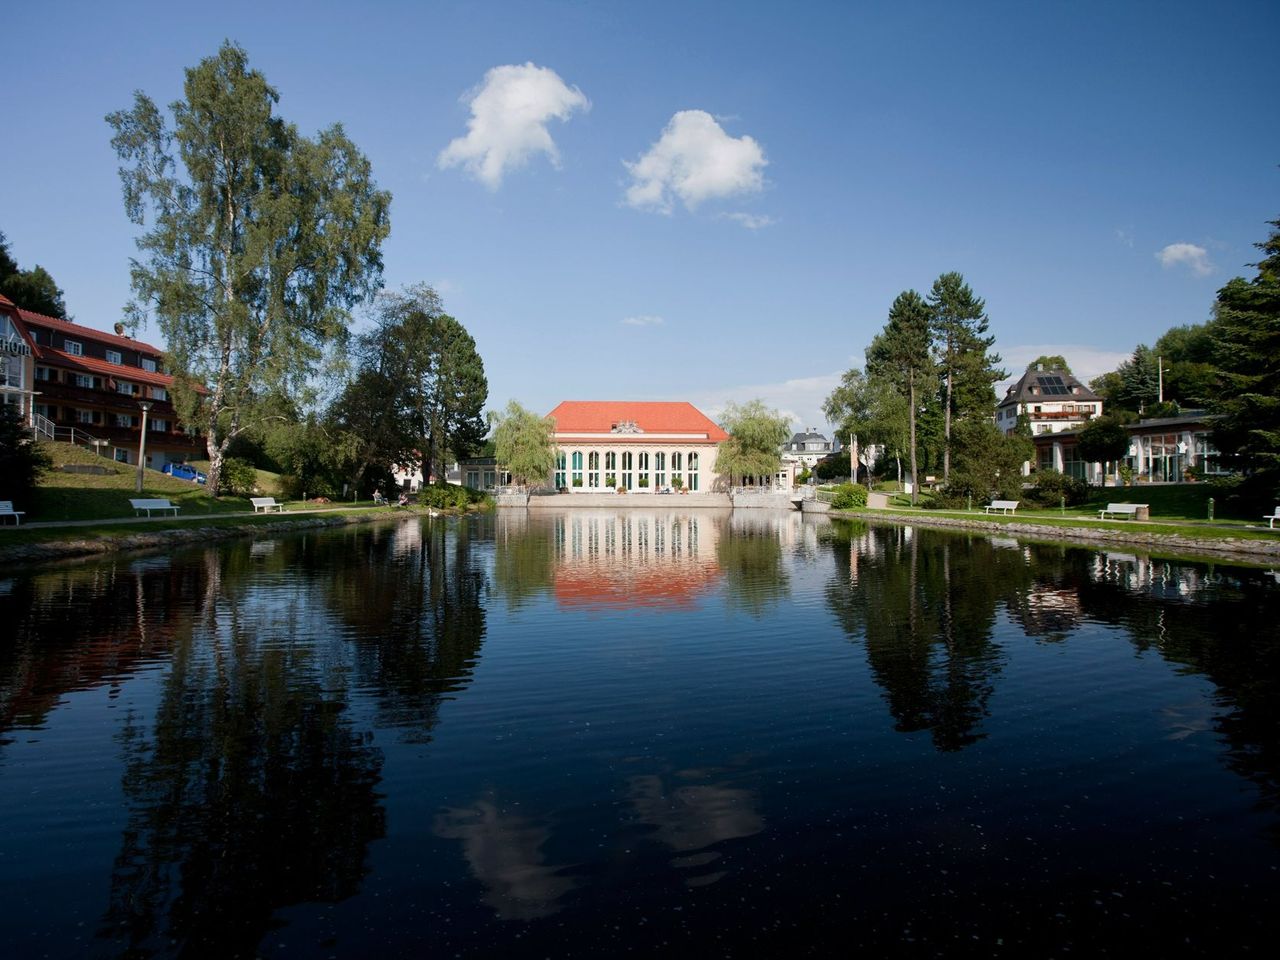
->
1115, 227, 1134, 248
687, 371, 843, 434
621, 315, 665, 327
1156, 242, 1213, 277
722, 212, 775, 230
624, 110, 767, 213
438, 62, 589, 189
996, 344, 1133, 394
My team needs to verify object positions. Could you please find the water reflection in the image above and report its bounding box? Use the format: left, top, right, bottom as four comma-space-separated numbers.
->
435, 795, 576, 920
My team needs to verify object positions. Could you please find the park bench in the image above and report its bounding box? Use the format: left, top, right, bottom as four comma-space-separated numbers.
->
1099, 503, 1149, 520
129, 498, 179, 517
250, 497, 285, 513
0, 501, 26, 525
983, 500, 1019, 515
1264, 506, 1280, 529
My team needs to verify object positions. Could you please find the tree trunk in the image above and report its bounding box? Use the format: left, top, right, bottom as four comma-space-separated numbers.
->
908, 374, 919, 506
942, 366, 952, 483
206, 434, 225, 499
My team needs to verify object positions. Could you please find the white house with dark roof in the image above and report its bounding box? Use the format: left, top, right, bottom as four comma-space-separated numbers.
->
997, 365, 1102, 437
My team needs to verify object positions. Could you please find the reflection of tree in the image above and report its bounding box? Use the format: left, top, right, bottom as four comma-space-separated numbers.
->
435, 795, 575, 920
99, 549, 385, 958
492, 511, 557, 609
716, 515, 791, 617
824, 523, 1015, 751
321, 520, 488, 742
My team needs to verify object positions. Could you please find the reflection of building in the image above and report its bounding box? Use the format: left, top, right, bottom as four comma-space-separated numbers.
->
998, 365, 1101, 437
550, 511, 724, 609
548, 401, 728, 493
3, 296, 202, 466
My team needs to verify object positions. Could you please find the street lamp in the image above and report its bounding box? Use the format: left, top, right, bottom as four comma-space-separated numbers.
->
136, 400, 153, 493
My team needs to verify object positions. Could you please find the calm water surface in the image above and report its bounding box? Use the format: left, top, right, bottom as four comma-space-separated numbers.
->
2, 509, 1279, 957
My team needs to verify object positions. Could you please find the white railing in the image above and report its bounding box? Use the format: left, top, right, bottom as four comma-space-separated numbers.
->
31, 414, 107, 454
31, 412, 55, 440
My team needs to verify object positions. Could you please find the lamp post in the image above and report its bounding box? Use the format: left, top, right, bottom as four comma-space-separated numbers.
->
136, 400, 152, 493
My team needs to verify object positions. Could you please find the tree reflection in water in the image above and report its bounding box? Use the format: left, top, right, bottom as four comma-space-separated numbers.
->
715, 512, 792, 617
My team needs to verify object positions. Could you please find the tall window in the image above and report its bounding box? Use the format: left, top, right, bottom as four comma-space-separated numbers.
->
555, 451, 566, 488
688, 451, 700, 491
638, 451, 649, 489
588, 451, 600, 489
571, 450, 584, 487
671, 451, 682, 488
604, 451, 617, 487
621, 451, 633, 490
654, 451, 666, 490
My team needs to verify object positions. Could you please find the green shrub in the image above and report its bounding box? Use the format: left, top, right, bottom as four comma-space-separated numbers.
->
830, 483, 868, 510
1027, 469, 1089, 507
221, 457, 259, 496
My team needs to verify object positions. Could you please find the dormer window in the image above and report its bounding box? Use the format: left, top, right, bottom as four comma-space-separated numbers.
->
106, 350, 122, 365
141, 358, 157, 373
65, 340, 83, 356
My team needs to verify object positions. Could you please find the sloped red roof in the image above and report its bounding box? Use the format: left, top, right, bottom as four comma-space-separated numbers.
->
0, 293, 15, 308
34, 346, 177, 390
546, 401, 728, 442
17, 308, 163, 356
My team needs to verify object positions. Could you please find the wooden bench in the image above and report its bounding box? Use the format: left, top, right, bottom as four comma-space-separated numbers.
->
129, 498, 179, 517
1099, 502, 1149, 520
983, 499, 1019, 515
1264, 506, 1280, 529
250, 497, 285, 513
0, 501, 26, 525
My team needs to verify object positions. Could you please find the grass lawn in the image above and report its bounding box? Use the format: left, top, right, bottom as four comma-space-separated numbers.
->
28, 442, 269, 522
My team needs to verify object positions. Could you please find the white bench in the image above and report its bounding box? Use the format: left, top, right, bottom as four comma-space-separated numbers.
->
0, 500, 25, 525
129, 498, 179, 517
983, 500, 1019, 515
250, 497, 285, 513
1264, 506, 1280, 529
1099, 502, 1148, 520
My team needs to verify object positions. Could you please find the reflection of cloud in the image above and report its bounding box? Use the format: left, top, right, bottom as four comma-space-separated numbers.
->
629, 773, 763, 887
434, 799, 574, 919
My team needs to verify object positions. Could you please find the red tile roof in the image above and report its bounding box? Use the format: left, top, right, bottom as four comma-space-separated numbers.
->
546, 401, 728, 442
17, 308, 163, 356
0, 293, 15, 308
34, 346, 178, 390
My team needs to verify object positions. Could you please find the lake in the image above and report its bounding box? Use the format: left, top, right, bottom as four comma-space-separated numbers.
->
2, 509, 1279, 956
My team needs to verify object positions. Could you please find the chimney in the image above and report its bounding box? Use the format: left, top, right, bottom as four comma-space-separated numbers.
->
1036, 362, 1043, 371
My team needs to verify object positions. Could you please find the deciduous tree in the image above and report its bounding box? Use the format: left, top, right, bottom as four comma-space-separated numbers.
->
716, 400, 790, 487
107, 42, 391, 495
492, 400, 556, 488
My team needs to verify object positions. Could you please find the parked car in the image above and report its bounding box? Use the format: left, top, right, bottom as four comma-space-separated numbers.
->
163, 462, 207, 484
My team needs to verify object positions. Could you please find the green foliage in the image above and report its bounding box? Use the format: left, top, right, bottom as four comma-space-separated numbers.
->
830, 483, 869, 510
416, 483, 482, 510
0, 403, 50, 509
220, 457, 259, 496
671, 475, 683, 490
0, 231, 69, 318
867, 289, 934, 504
1027, 469, 1089, 507
1026, 355, 1071, 374
822, 367, 909, 480
944, 419, 1030, 503
1209, 216, 1280, 498
796, 466, 811, 486
716, 400, 790, 484
264, 418, 343, 499
1077, 415, 1131, 466
106, 41, 391, 496
814, 452, 850, 481
491, 399, 556, 487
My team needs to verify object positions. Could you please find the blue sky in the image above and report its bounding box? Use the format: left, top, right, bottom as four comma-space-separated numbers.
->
4, 0, 1278, 430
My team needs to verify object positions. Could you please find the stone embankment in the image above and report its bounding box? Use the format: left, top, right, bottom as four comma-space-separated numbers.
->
831, 509, 1280, 562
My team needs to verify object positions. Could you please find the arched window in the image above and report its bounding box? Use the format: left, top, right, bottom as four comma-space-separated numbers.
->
654, 451, 666, 490
671, 451, 682, 489
638, 451, 650, 490
688, 450, 700, 491
621, 451, 633, 490
571, 450, 584, 488
588, 451, 600, 488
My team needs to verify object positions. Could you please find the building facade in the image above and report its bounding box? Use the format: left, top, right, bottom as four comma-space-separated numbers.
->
1031, 411, 1228, 484
781, 428, 838, 471
12, 303, 202, 467
0, 296, 35, 419
547, 401, 728, 493
998, 366, 1102, 436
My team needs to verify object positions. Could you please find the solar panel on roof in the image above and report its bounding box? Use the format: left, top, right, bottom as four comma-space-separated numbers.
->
1036, 375, 1069, 395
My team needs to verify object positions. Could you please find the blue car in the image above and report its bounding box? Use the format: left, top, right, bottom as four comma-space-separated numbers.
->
163, 462, 207, 484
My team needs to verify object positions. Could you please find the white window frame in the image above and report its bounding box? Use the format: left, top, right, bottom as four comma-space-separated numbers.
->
141, 358, 157, 373
151, 386, 168, 401
74, 373, 94, 389
77, 409, 94, 424
65, 340, 83, 356
150, 418, 169, 432
106, 349, 122, 365
117, 381, 134, 395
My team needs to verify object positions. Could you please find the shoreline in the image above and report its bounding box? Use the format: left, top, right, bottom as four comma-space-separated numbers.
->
830, 508, 1280, 563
